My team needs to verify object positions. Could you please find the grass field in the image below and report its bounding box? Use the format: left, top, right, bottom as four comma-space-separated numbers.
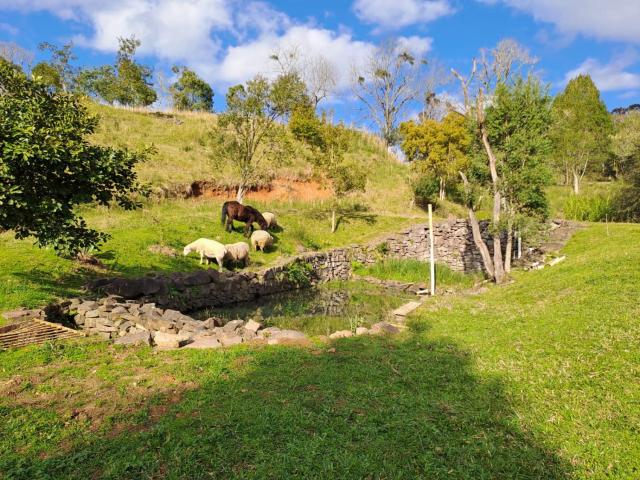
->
1, 223, 638, 478
0, 197, 419, 313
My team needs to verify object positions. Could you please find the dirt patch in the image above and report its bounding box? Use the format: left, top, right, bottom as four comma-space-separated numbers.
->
187, 179, 333, 202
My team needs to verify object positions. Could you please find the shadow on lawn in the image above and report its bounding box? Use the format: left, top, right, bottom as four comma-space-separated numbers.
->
2, 335, 569, 479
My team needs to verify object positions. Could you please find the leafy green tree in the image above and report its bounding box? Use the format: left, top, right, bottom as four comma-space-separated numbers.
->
0, 59, 146, 254
212, 73, 307, 203
610, 111, 640, 178
290, 104, 366, 232
485, 76, 553, 270
400, 112, 471, 201
170, 66, 213, 111
551, 74, 612, 193
78, 36, 157, 107
32, 42, 77, 92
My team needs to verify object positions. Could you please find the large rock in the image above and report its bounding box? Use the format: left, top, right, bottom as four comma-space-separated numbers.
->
244, 319, 262, 333
355, 327, 369, 336
329, 330, 353, 339
153, 331, 189, 349
218, 332, 243, 347
267, 329, 306, 345
184, 337, 222, 349
183, 270, 212, 287
114, 331, 151, 346
222, 319, 244, 333
370, 322, 401, 335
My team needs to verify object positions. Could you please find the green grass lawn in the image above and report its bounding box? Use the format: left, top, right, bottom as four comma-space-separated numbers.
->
354, 258, 481, 289
1, 223, 638, 478
0, 198, 419, 313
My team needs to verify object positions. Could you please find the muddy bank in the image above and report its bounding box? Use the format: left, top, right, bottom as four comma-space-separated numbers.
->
159, 178, 333, 202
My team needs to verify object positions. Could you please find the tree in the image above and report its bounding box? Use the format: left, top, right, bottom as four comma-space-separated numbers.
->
212, 73, 307, 203
400, 112, 471, 200
270, 47, 337, 109
290, 104, 366, 232
352, 39, 428, 146
0, 59, 146, 255
452, 39, 546, 283
610, 111, 640, 178
551, 75, 612, 194
77, 36, 157, 107
170, 66, 213, 112
0, 41, 33, 71
32, 42, 77, 92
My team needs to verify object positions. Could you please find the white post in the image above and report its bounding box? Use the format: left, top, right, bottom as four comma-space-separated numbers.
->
428, 204, 435, 296
516, 231, 522, 259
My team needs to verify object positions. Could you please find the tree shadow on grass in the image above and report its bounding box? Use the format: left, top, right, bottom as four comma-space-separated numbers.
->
1, 335, 570, 479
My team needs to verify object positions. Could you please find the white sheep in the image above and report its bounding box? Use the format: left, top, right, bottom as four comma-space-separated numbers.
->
223, 242, 250, 267
262, 212, 277, 229
183, 238, 227, 269
250, 230, 273, 252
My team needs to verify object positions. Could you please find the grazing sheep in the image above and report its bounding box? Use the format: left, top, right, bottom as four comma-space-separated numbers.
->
223, 242, 250, 267
262, 212, 277, 229
250, 230, 273, 252
183, 238, 227, 269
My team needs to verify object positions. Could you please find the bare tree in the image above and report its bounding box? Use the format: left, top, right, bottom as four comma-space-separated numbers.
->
351, 39, 427, 146
452, 39, 537, 283
0, 41, 33, 70
270, 46, 337, 109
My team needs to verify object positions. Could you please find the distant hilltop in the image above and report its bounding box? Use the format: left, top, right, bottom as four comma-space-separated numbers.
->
611, 104, 640, 115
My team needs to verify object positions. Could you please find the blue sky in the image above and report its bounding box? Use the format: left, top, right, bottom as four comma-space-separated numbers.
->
1, 0, 639, 126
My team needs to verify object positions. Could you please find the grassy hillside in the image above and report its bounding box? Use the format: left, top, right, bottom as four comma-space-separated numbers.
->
1, 224, 638, 478
87, 103, 414, 212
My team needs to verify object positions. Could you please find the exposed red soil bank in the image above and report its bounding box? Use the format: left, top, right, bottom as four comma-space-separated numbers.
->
188, 179, 333, 202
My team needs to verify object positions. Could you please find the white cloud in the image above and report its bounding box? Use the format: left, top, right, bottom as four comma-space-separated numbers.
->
564, 50, 640, 92
353, 0, 454, 29
0, 22, 18, 35
481, 0, 640, 44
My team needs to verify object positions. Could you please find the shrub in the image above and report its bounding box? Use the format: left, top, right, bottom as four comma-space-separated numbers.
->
412, 174, 440, 207
563, 194, 615, 222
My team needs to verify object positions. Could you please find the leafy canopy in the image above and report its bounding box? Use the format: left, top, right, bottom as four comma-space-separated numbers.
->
77, 36, 157, 107
171, 66, 213, 112
0, 59, 145, 254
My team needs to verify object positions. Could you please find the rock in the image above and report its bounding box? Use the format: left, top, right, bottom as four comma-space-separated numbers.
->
257, 327, 281, 338
74, 314, 85, 326
242, 330, 257, 341
118, 320, 134, 331
0, 309, 34, 321
267, 329, 306, 344
183, 270, 212, 287
218, 333, 243, 347
153, 331, 189, 349
114, 331, 151, 346
329, 330, 352, 339
85, 310, 100, 318
203, 317, 224, 328
77, 301, 99, 313
111, 305, 128, 314
144, 314, 176, 333
244, 319, 262, 333
163, 309, 192, 322
223, 319, 245, 333
184, 337, 222, 349
370, 322, 401, 335
355, 327, 369, 335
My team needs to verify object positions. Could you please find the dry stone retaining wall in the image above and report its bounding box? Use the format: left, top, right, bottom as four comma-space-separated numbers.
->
86, 218, 496, 312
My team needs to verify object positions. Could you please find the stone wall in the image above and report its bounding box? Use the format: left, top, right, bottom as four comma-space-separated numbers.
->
86, 218, 497, 312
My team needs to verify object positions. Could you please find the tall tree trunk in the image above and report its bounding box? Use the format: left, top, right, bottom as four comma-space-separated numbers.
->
331, 209, 337, 233
572, 170, 580, 195
480, 127, 506, 284
439, 178, 446, 201
236, 184, 246, 204
504, 226, 513, 273
460, 172, 495, 278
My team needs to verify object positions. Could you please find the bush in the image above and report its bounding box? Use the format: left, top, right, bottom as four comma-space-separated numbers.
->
413, 174, 440, 207
563, 194, 615, 222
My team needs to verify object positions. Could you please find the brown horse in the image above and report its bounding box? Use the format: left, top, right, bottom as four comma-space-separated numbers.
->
221, 201, 268, 237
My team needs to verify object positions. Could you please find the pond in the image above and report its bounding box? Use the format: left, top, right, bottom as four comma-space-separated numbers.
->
194, 280, 415, 336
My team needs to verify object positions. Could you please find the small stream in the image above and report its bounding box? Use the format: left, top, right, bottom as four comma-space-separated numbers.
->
194, 280, 414, 336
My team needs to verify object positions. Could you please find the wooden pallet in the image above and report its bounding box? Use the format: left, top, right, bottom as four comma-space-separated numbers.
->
0, 319, 83, 350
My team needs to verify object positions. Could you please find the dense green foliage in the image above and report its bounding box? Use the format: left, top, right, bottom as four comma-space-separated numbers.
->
31, 41, 77, 93
551, 74, 612, 193
0, 60, 144, 254
170, 66, 213, 112
1, 224, 639, 478
400, 112, 471, 201
486, 76, 553, 226
77, 36, 157, 107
